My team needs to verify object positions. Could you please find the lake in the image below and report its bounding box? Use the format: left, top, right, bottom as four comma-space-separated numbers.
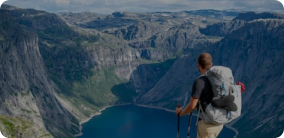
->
77, 105, 236, 138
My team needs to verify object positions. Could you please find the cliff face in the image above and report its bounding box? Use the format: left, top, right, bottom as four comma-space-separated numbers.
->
211, 19, 284, 138
4, 5, 145, 126
0, 10, 79, 138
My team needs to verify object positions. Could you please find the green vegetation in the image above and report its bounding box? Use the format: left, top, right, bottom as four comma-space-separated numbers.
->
37, 25, 99, 48
53, 67, 137, 117
111, 82, 137, 103
0, 36, 5, 41
77, 68, 127, 99
20, 109, 32, 114
149, 58, 176, 79
1, 21, 10, 29
0, 115, 51, 138
37, 26, 77, 46
20, 92, 30, 97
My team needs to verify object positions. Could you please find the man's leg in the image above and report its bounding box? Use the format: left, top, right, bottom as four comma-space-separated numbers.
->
197, 120, 223, 138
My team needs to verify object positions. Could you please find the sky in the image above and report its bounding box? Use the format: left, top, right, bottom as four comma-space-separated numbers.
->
3, 0, 284, 14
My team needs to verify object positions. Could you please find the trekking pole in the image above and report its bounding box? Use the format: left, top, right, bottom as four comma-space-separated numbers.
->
177, 104, 181, 138
187, 113, 193, 138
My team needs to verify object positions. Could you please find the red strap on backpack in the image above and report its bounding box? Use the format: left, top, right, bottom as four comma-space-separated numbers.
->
236, 81, 245, 93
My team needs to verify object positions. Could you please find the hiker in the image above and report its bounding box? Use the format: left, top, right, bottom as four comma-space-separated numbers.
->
175, 53, 224, 138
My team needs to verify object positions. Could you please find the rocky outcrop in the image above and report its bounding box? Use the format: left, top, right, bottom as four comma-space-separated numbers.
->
200, 12, 284, 37
199, 19, 246, 37
233, 12, 284, 21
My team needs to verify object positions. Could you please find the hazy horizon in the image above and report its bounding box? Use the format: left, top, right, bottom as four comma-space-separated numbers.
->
3, 0, 284, 15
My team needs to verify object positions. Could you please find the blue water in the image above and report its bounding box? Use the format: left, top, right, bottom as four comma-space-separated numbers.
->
77, 105, 236, 138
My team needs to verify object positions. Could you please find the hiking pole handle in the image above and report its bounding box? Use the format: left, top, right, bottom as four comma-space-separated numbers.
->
177, 104, 181, 108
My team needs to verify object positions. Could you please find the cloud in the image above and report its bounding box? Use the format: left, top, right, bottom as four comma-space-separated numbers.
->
4, 0, 284, 14
55, 0, 70, 5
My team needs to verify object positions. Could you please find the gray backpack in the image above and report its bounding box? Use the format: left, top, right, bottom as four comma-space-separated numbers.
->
198, 66, 242, 124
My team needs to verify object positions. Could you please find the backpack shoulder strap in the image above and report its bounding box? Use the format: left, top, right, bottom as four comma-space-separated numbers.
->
196, 101, 211, 125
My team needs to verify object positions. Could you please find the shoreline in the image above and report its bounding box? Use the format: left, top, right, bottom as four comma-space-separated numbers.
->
74, 103, 239, 138
135, 104, 240, 138
74, 103, 132, 137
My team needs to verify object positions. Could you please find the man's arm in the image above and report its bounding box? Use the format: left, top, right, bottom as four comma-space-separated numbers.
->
175, 97, 198, 116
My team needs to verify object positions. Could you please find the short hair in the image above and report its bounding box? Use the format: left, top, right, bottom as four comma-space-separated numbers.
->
198, 53, 212, 70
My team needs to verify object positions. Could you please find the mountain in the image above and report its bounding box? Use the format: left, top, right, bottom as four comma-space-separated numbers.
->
0, 4, 283, 138
59, 10, 234, 60
200, 12, 284, 37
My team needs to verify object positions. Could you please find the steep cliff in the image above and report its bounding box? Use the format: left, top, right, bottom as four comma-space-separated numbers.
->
3, 5, 145, 125
211, 19, 284, 138
0, 10, 79, 138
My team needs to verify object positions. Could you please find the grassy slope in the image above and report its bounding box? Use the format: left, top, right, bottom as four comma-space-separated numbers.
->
38, 25, 139, 121
0, 115, 51, 138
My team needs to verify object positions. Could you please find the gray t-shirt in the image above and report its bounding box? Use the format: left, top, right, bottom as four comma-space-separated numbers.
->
191, 76, 214, 111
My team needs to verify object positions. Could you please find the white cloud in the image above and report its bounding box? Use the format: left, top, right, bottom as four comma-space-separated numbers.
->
55, 0, 70, 5
4, 0, 284, 14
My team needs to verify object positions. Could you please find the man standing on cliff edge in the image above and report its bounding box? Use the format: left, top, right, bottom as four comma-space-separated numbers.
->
175, 53, 223, 138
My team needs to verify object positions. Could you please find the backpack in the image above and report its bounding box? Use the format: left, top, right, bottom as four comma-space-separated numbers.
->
197, 66, 242, 124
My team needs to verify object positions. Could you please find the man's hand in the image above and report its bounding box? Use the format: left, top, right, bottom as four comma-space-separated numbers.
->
176, 97, 198, 116
175, 107, 182, 115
